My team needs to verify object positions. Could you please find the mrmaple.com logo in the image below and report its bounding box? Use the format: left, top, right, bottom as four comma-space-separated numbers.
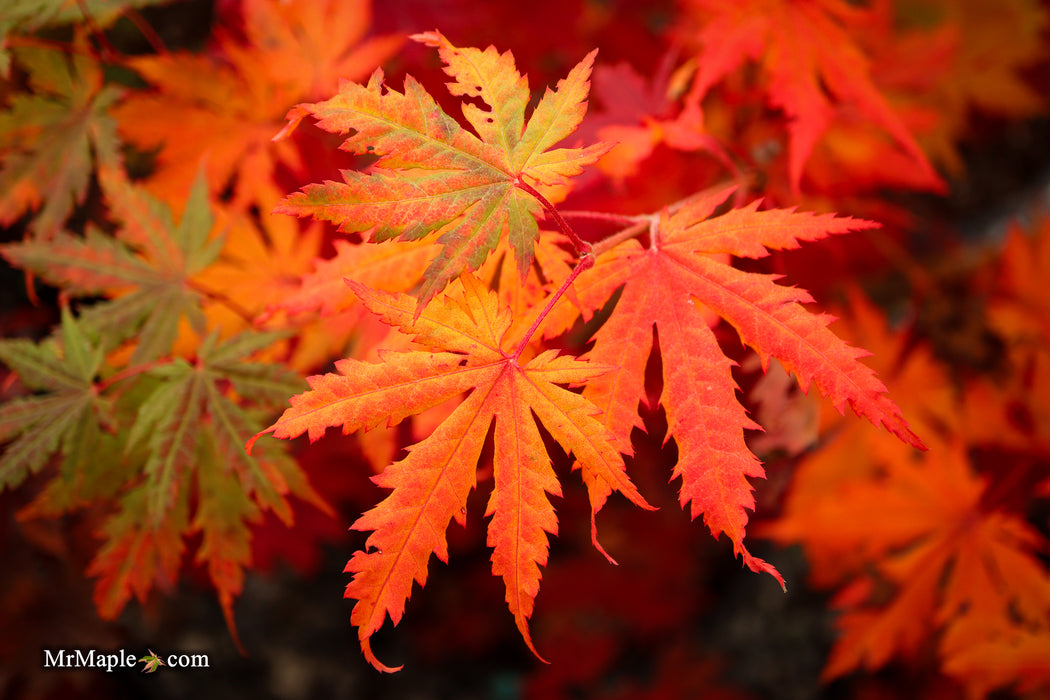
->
42, 648, 209, 673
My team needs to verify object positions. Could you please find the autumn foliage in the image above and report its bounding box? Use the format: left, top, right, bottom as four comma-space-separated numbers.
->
1, 0, 1049, 698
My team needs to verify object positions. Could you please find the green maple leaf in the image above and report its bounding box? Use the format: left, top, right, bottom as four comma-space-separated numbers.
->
0, 171, 223, 363
125, 330, 306, 524
87, 330, 317, 622
0, 307, 108, 490
0, 45, 123, 238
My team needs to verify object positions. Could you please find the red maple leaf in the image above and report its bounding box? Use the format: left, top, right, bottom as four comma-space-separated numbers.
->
544, 188, 923, 582
678, 0, 942, 194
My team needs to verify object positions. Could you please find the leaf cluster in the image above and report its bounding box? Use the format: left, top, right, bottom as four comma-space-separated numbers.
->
0, 1, 1047, 697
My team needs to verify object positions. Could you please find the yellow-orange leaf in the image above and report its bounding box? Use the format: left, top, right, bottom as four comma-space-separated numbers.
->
275, 31, 610, 308
251, 273, 650, 671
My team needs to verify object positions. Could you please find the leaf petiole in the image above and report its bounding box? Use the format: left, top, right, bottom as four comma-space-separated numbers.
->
514, 178, 592, 257
186, 279, 258, 325
558, 210, 647, 225
512, 253, 595, 359
95, 358, 173, 394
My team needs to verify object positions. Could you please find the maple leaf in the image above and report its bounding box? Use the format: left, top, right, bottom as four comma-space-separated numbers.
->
137, 649, 165, 674
271, 229, 573, 473
113, 0, 402, 208
0, 45, 122, 238
0, 308, 107, 490
86, 330, 320, 624
128, 331, 307, 524
177, 203, 332, 371
808, 441, 1050, 696
546, 188, 923, 584
678, 0, 942, 194
191, 434, 262, 654
275, 31, 610, 308
760, 288, 959, 587
760, 254, 1050, 695
251, 273, 652, 671
906, 0, 1048, 174
193, 207, 323, 327
0, 171, 222, 363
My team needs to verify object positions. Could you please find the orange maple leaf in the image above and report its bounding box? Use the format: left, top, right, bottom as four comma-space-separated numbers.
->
678, 0, 941, 194
908, 0, 1049, 172
811, 441, 1050, 696
958, 215, 1050, 452
761, 247, 1050, 696
761, 288, 959, 587
275, 30, 610, 308
113, 0, 402, 208
250, 274, 652, 671
546, 188, 923, 584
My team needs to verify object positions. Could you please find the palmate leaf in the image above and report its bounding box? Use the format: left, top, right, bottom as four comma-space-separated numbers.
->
0, 172, 223, 363
275, 31, 609, 308
781, 440, 1050, 696
85, 330, 318, 627
0, 45, 123, 238
113, 0, 403, 208
252, 274, 651, 671
681, 0, 942, 194
0, 308, 107, 489
547, 188, 923, 584
127, 331, 306, 524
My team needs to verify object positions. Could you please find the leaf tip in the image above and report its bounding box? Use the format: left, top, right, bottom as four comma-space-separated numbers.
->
737, 543, 786, 590
219, 593, 248, 657
361, 637, 404, 673
519, 626, 550, 665
590, 510, 618, 565
409, 30, 443, 48
274, 105, 310, 142
900, 426, 927, 452
245, 427, 275, 455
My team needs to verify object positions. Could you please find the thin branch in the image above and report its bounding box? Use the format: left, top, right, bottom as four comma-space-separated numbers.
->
75, 0, 119, 62
123, 7, 169, 55
95, 358, 171, 393
186, 279, 258, 326
514, 178, 592, 256
513, 253, 595, 358
592, 219, 650, 257
589, 180, 748, 257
